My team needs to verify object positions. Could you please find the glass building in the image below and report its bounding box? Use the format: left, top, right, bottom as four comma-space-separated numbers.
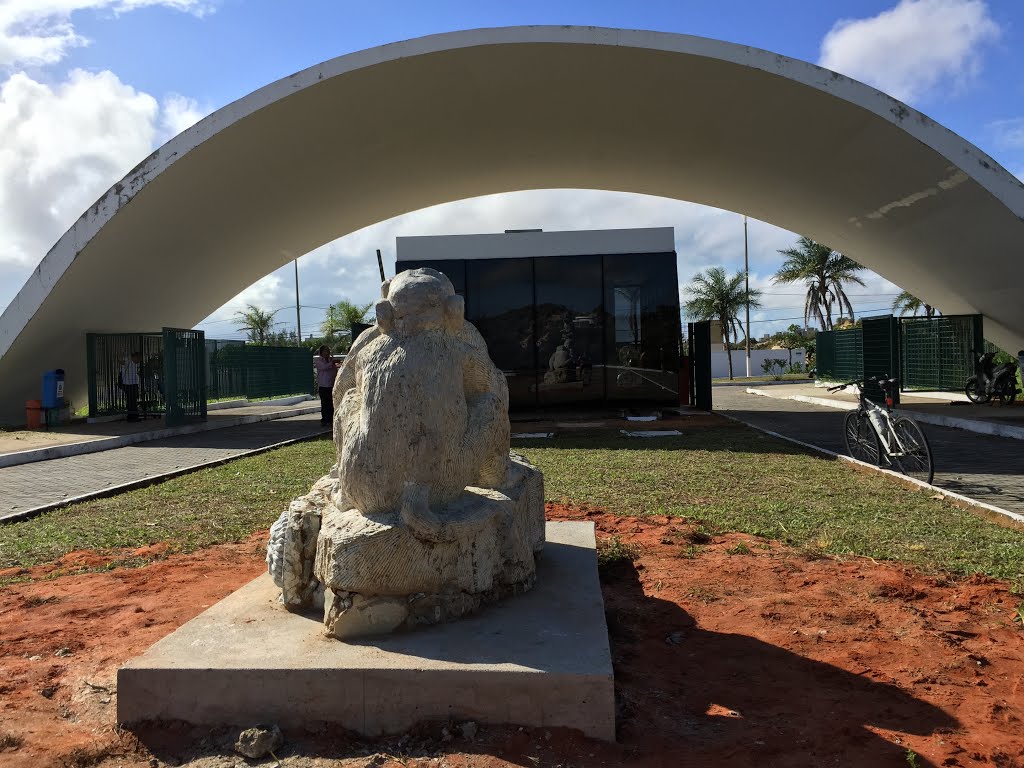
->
395, 228, 681, 411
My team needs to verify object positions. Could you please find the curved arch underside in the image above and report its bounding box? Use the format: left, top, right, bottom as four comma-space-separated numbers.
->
1, 26, 1023, 421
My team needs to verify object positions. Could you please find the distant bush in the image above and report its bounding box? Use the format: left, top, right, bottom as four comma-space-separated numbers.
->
760, 358, 787, 380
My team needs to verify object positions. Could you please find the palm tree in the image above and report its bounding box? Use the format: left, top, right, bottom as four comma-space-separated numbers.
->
892, 290, 935, 318
320, 299, 374, 348
684, 267, 762, 380
234, 304, 278, 345
773, 237, 866, 331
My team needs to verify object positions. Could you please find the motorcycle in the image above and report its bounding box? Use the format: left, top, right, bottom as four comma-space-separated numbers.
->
965, 350, 1020, 405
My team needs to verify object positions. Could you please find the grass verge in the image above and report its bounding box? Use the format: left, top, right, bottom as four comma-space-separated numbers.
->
513, 427, 1024, 584
2, 427, 1023, 588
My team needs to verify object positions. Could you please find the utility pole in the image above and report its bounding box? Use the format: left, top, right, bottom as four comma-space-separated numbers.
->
744, 215, 751, 378
293, 259, 302, 345
376, 249, 386, 282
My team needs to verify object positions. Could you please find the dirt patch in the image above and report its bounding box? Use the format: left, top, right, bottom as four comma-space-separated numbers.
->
1, 509, 1022, 767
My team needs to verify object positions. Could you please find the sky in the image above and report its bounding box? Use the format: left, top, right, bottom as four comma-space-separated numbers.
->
1, 0, 1023, 342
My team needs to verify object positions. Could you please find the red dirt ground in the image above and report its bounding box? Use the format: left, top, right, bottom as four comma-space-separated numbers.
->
1, 505, 1022, 768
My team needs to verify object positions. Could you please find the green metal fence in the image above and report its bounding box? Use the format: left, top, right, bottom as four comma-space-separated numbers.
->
206, 339, 247, 401
89, 336, 314, 419
900, 315, 983, 391
240, 345, 315, 399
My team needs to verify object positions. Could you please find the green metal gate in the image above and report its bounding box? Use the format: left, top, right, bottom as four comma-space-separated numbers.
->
900, 315, 983, 391
86, 332, 165, 418
163, 328, 207, 426
816, 327, 863, 381
862, 315, 900, 404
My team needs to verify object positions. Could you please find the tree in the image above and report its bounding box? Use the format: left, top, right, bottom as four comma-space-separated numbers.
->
684, 267, 762, 380
773, 237, 866, 331
892, 290, 935, 318
320, 299, 374, 347
777, 324, 806, 367
266, 329, 298, 346
234, 304, 279, 345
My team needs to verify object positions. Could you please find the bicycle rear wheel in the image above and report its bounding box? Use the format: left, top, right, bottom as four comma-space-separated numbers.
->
994, 380, 1017, 406
843, 411, 880, 465
965, 376, 989, 404
891, 416, 934, 485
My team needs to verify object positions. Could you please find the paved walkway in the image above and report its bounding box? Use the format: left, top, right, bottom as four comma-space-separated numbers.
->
713, 385, 1024, 518
0, 414, 328, 523
0, 398, 317, 463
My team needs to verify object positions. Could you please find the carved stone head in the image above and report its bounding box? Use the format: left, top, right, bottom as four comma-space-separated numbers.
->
375, 268, 464, 335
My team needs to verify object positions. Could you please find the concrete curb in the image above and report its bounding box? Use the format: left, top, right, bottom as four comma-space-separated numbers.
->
0, 405, 321, 469
718, 411, 1024, 526
746, 388, 1024, 442
0, 425, 331, 524
206, 394, 313, 411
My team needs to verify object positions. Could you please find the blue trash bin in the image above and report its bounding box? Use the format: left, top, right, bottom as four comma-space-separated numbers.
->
42, 369, 65, 409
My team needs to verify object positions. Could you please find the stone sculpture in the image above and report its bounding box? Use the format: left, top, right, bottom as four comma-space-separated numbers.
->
267, 268, 545, 638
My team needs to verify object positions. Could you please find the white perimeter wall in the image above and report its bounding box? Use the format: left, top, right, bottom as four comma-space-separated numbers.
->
712, 349, 806, 379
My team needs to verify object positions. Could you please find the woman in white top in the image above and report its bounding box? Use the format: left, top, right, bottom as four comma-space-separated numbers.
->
314, 345, 341, 427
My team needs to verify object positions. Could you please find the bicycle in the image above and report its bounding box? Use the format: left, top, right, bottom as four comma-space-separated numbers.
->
828, 376, 934, 485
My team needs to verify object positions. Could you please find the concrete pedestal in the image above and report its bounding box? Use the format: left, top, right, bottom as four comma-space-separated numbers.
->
117, 521, 615, 740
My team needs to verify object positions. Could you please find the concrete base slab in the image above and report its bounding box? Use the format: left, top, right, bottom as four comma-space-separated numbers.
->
117, 521, 615, 740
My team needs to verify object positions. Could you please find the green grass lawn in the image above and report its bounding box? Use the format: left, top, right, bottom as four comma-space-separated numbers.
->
2, 427, 1022, 589
518, 429, 1024, 586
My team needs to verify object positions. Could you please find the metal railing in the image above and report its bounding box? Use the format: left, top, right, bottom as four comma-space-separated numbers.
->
88, 335, 314, 420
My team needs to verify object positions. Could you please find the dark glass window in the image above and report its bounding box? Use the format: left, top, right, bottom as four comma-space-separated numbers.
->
394, 250, 681, 410
466, 259, 536, 409
535, 255, 605, 405
395, 259, 466, 299
603, 252, 681, 404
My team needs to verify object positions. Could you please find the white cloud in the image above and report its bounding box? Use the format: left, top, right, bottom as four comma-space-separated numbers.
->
0, 67, 210, 314
159, 92, 208, 140
0, 0, 214, 70
819, 0, 1000, 103
0, 68, 157, 267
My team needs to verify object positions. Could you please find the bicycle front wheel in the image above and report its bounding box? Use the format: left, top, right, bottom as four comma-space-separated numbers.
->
843, 411, 880, 466
891, 417, 934, 485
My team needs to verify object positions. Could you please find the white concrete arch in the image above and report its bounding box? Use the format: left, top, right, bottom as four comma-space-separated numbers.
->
1, 26, 1023, 423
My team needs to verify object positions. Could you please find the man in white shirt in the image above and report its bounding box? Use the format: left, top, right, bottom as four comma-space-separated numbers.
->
120, 351, 141, 422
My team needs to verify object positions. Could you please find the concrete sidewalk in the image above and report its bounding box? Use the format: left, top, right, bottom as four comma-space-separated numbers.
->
0, 413, 330, 523
745, 383, 1024, 441
0, 396, 320, 469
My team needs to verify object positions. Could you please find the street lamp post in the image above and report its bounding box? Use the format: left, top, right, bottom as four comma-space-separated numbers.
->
294, 258, 302, 345
744, 215, 751, 378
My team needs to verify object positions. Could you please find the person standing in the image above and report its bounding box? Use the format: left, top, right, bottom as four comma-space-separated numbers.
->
120, 351, 141, 422
314, 345, 341, 427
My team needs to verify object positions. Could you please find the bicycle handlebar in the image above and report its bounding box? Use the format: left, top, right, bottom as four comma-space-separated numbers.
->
826, 376, 899, 394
